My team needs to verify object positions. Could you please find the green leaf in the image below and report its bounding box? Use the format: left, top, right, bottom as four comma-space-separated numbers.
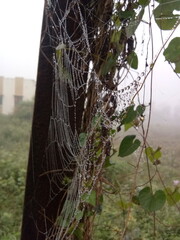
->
101, 53, 117, 75
119, 9, 135, 20
118, 135, 141, 157
122, 104, 145, 130
145, 147, 154, 162
132, 195, 140, 205
154, 147, 162, 159
104, 157, 114, 168
56, 43, 66, 61
82, 190, 96, 207
112, 15, 121, 28
145, 147, 162, 163
124, 122, 133, 131
154, 11, 179, 30
73, 223, 84, 240
126, 9, 144, 38
92, 114, 101, 126
114, 18, 121, 28
111, 30, 121, 43
139, 0, 150, 6
163, 37, 180, 73
165, 187, 180, 206
79, 133, 87, 147
75, 210, 84, 221
127, 51, 138, 69
139, 187, 166, 212
136, 104, 146, 115
110, 129, 116, 135
121, 105, 137, 124
153, 0, 180, 30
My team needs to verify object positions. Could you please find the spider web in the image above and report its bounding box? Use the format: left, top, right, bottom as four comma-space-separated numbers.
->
30, 0, 180, 239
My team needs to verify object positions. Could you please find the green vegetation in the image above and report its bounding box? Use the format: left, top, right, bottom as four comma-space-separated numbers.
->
1, 0, 180, 238
91, 105, 180, 239
0, 101, 33, 240
93, 151, 180, 239
1, 101, 180, 239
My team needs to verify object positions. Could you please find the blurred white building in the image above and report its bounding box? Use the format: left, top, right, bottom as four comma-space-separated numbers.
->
0, 76, 35, 114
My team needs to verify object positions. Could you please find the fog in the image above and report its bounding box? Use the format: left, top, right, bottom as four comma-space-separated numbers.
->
0, 0, 44, 79
0, 0, 180, 129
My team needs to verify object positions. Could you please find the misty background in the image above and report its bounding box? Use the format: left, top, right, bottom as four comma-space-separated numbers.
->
0, 1, 179, 239
0, 0, 180, 137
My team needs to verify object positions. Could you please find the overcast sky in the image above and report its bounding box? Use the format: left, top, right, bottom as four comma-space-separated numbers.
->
0, 0, 44, 79
0, 0, 179, 113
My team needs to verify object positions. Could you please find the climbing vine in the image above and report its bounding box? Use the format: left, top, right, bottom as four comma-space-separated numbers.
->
73, 0, 180, 239
20, 0, 180, 239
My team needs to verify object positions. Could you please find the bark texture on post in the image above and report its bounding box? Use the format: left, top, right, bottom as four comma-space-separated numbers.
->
21, 1, 92, 239
20, 6, 55, 240
21, 0, 115, 239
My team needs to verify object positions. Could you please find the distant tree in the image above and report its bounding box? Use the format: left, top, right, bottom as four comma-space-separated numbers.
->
13, 100, 34, 121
